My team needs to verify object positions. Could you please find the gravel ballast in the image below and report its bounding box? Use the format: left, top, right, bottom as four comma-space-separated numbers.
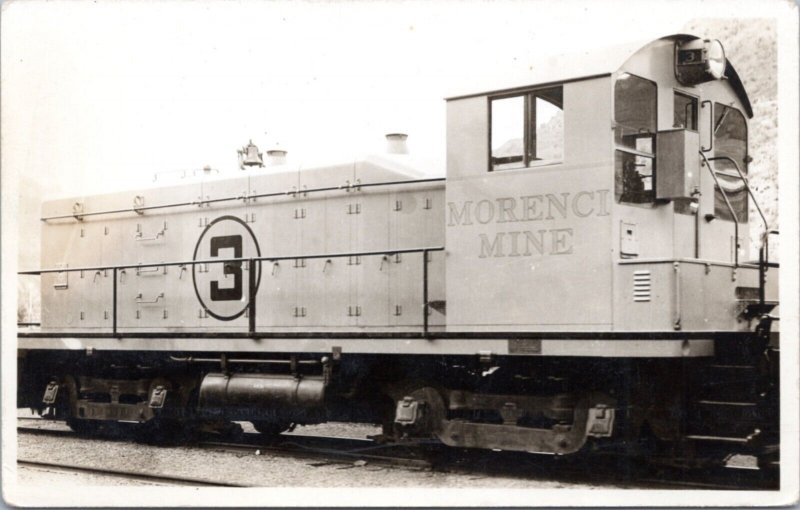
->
16, 417, 615, 489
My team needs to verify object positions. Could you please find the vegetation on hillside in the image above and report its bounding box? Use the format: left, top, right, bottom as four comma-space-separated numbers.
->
683, 19, 778, 257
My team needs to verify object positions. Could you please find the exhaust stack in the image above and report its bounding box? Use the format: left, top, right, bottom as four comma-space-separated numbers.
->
385, 133, 409, 155
266, 149, 288, 166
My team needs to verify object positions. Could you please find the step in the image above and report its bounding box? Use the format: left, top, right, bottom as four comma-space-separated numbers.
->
708, 364, 758, 370
687, 400, 767, 437
686, 434, 751, 444
712, 342, 769, 364
695, 365, 763, 400
694, 400, 761, 409
736, 297, 778, 307
737, 300, 778, 320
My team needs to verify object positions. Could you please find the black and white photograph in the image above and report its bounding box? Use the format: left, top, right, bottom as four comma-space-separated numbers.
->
2, 0, 798, 506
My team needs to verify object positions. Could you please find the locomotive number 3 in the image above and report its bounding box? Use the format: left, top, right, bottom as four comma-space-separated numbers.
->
209, 235, 242, 301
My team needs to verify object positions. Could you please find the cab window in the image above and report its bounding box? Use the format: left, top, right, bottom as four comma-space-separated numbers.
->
674, 92, 698, 130
490, 86, 563, 171
713, 104, 748, 222
614, 73, 657, 204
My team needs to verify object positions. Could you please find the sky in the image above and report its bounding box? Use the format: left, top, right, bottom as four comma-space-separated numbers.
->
2, 0, 793, 269
3, 1, 699, 194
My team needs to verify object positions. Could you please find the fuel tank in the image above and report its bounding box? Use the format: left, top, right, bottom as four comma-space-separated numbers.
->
198, 373, 325, 411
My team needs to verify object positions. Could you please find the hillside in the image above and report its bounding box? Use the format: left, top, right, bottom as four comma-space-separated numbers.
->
682, 19, 778, 257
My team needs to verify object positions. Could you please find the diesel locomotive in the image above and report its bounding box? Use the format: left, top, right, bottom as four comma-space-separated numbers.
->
18, 34, 780, 467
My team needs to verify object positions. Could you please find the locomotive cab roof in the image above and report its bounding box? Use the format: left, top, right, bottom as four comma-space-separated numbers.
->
445, 33, 752, 118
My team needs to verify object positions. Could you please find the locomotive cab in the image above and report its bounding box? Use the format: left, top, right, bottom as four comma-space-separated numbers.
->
444, 34, 777, 342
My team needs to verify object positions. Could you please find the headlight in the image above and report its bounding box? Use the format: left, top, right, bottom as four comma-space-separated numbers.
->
675, 38, 727, 85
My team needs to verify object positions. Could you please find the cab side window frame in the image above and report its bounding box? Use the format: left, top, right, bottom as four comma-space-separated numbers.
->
488, 85, 564, 172
673, 90, 699, 131
613, 73, 658, 205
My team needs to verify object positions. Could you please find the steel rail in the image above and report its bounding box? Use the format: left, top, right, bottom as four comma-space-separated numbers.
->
17, 427, 77, 438
18, 423, 776, 489
18, 423, 432, 471
17, 459, 248, 487
200, 436, 433, 471
40, 177, 446, 221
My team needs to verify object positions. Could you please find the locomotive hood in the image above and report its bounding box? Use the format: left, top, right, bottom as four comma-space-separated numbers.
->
40, 150, 442, 215
239, 152, 441, 184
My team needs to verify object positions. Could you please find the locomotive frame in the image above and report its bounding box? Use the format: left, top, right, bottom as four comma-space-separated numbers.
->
15, 32, 784, 474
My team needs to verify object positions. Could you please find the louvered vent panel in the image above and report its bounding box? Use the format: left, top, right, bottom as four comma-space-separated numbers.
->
633, 270, 651, 302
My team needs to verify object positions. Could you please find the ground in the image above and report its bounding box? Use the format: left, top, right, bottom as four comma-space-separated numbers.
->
15, 413, 624, 489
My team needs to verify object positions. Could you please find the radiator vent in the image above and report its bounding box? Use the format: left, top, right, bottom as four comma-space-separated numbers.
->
633, 270, 651, 302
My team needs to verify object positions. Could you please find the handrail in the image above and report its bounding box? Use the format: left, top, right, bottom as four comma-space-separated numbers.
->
18, 246, 445, 275
135, 292, 164, 304
135, 232, 166, 242
699, 151, 740, 266
763, 229, 779, 267
700, 100, 713, 152
705, 156, 768, 234
703, 154, 774, 272
40, 177, 446, 222
701, 153, 776, 311
758, 230, 780, 308
20, 246, 445, 338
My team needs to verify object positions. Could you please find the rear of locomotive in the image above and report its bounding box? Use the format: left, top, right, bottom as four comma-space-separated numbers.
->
17, 34, 779, 466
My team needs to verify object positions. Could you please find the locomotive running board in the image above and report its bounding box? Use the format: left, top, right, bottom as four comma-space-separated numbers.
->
17, 334, 720, 357
17, 335, 719, 358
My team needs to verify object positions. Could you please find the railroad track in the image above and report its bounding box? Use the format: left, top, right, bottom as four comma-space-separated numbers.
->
17, 424, 433, 471
200, 434, 433, 470
17, 422, 778, 490
17, 426, 74, 438
17, 459, 248, 487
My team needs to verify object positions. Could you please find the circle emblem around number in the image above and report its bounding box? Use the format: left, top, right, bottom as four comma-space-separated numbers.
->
192, 215, 262, 321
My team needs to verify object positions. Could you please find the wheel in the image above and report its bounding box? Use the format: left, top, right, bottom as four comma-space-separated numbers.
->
66, 418, 101, 436
251, 421, 290, 437
135, 418, 188, 445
